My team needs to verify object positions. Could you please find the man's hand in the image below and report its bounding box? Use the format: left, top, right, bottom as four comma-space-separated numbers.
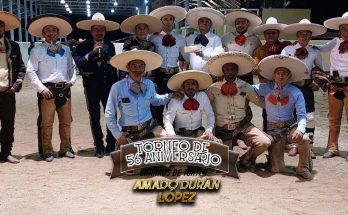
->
201, 130, 214, 141
41, 88, 54, 99
291, 130, 303, 142
123, 39, 131, 48
172, 91, 184, 100
93, 41, 103, 53
194, 49, 203, 58
6, 87, 16, 94
117, 135, 128, 147
63, 82, 72, 90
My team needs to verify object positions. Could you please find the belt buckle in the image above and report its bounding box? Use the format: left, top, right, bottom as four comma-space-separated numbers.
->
55, 83, 65, 88
227, 123, 236, 130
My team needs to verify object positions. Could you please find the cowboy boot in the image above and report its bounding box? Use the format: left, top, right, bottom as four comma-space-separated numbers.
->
296, 135, 313, 180
268, 139, 285, 173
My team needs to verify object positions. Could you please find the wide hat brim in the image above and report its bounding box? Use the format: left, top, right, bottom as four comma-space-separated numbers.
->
120, 15, 162, 34
206, 51, 255, 77
167, 70, 213, 91
149, 6, 187, 23
324, 17, 348, 30
283, 23, 327, 36
27, 14, 72, 37
225, 9, 262, 29
186, 7, 225, 29
258, 55, 308, 83
110, 50, 162, 72
252, 23, 287, 35
0, 12, 20, 31
76, 20, 120, 31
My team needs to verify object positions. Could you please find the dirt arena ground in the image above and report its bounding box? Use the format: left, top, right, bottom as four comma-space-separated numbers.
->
1, 76, 348, 215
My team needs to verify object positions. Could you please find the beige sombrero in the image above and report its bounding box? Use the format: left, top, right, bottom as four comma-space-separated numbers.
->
27, 14, 72, 38
76, 12, 120, 31
283, 19, 327, 37
258, 55, 308, 83
225, 8, 262, 30
0, 11, 20, 31
252, 17, 287, 35
167, 70, 213, 91
206, 51, 255, 77
149, 6, 186, 22
120, 15, 162, 34
110, 49, 162, 72
186, 7, 225, 30
324, 11, 348, 30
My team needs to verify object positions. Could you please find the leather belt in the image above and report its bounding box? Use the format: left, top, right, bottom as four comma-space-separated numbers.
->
122, 119, 151, 132
44, 82, 66, 88
176, 127, 204, 137
159, 67, 179, 75
267, 119, 296, 129
216, 120, 244, 131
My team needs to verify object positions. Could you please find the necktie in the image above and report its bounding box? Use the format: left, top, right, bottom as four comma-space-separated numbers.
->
183, 98, 200, 111
220, 82, 238, 96
0, 41, 5, 53
162, 34, 176, 47
338, 41, 348, 54
235, 34, 246, 46
194, 34, 209, 47
130, 82, 147, 95
267, 89, 289, 106
294, 47, 308, 59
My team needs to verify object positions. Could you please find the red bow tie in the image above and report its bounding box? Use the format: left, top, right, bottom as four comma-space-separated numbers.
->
183, 98, 200, 111
221, 82, 238, 96
235, 34, 246, 46
338, 41, 348, 54
162, 34, 176, 47
267, 95, 289, 106
265, 42, 283, 55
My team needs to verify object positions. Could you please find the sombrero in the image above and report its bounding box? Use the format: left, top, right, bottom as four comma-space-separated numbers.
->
252, 17, 287, 35
149, 6, 186, 22
258, 55, 308, 83
110, 49, 162, 72
225, 8, 262, 30
324, 11, 348, 30
27, 13, 72, 38
206, 51, 255, 77
76, 12, 120, 31
167, 70, 213, 91
283, 19, 327, 37
0, 11, 20, 31
186, 7, 225, 30
120, 15, 162, 34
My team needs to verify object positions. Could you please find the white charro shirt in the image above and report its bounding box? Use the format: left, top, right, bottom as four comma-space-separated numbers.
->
164, 91, 215, 136
0, 36, 9, 90
150, 31, 188, 68
221, 31, 261, 56
186, 32, 224, 71
281, 43, 323, 78
317, 37, 348, 76
26, 42, 76, 93
206, 78, 263, 127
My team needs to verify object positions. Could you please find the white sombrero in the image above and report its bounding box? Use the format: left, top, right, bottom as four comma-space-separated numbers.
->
167, 70, 213, 91
258, 55, 308, 83
252, 17, 287, 35
149, 6, 186, 23
206, 51, 255, 77
0, 11, 20, 31
186, 7, 225, 30
27, 14, 72, 38
110, 49, 162, 72
225, 8, 262, 30
283, 19, 327, 37
324, 11, 348, 30
120, 15, 162, 34
76, 12, 120, 31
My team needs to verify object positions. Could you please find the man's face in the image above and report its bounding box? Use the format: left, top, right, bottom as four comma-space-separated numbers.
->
0, 21, 5, 38
134, 23, 150, 41
91, 25, 106, 41
222, 63, 239, 83
339, 24, 348, 40
296, 30, 312, 46
161, 15, 175, 29
42, 25, 59, 43
183, 79, 199, 98
127, 60, 146, 80
235, 18, 249, 34
264, 29, 280, 44
198, 17, 212, 33
273, 67, 291, 86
